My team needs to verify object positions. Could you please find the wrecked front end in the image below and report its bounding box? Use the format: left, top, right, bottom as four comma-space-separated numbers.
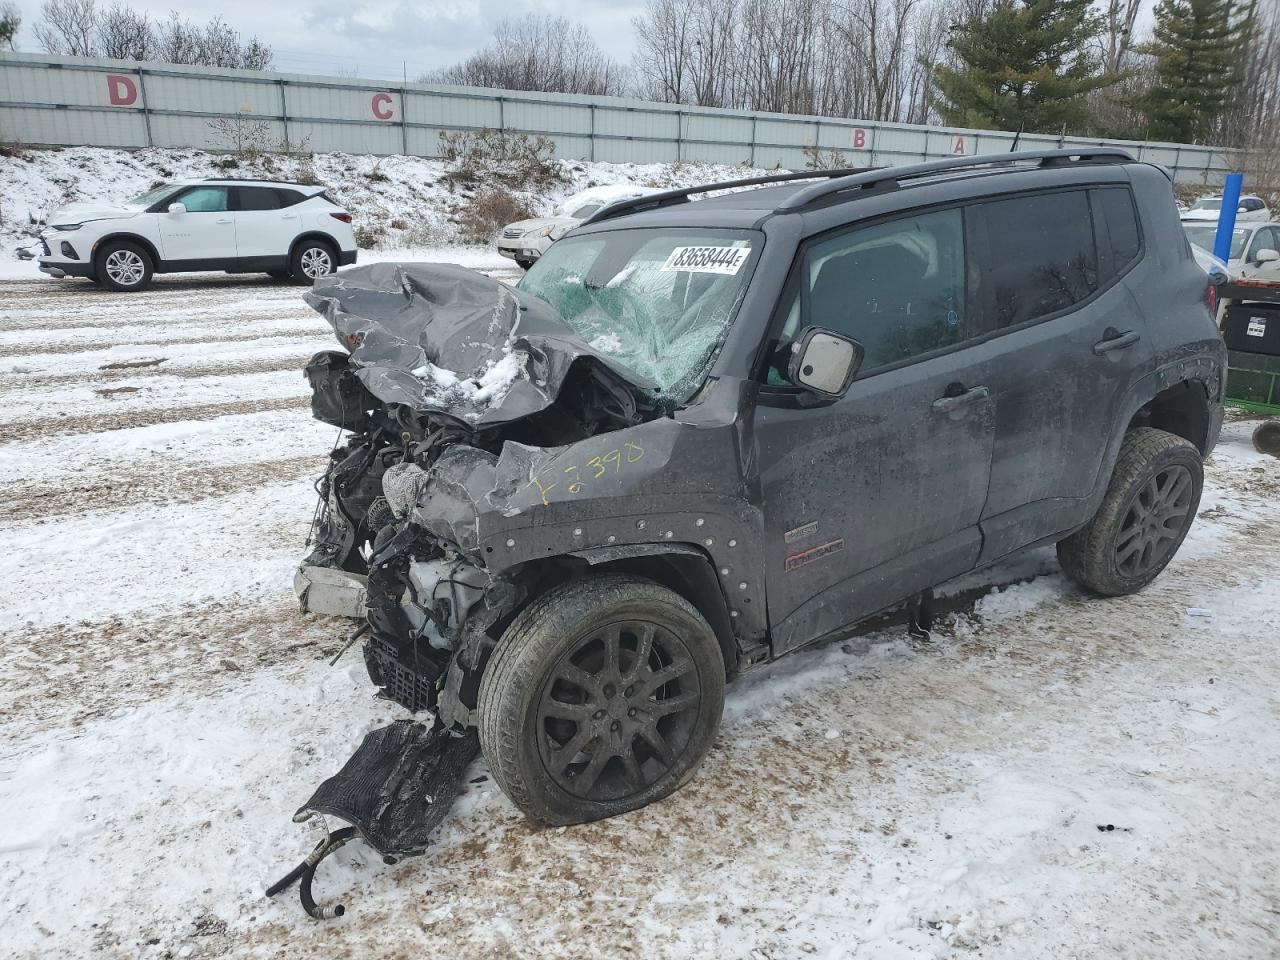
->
294, 262, 761, 731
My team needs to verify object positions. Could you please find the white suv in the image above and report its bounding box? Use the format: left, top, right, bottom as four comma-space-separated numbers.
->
37, 178, 358, 292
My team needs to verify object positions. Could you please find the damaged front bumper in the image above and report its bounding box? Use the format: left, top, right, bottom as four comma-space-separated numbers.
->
294, 565, 368, 618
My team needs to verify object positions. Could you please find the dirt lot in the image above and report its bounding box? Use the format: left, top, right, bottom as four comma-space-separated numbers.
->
2, 268, 1278, 960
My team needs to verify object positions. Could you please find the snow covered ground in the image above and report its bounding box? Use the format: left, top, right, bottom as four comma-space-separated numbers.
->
0, 146, 775, 262
2, 259, 1279, 960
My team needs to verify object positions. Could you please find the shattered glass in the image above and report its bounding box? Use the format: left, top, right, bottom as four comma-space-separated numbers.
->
519, 229, 758, 400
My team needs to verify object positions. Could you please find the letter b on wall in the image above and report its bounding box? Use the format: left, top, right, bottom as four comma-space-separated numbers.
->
107, 74, 138, 106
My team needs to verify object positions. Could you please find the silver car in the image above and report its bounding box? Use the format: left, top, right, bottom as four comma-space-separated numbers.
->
497, 185, 661, 269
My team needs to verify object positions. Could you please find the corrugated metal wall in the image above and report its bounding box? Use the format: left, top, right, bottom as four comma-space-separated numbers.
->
0, 51, 1236, 184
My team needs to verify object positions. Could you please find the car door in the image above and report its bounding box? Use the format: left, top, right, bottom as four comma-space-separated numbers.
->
232, 186, 300, 262
968, 186, 1156, 562
157, 185, 235, 263
753, 206, 996, 655
1239, 226, 1280, 281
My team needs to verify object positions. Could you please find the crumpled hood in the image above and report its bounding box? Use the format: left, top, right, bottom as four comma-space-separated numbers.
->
304, 262, 655, 428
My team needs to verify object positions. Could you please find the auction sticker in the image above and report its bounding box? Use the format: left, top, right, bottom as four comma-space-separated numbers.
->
1247, 316, 1267, 338
661, 245, 750, 275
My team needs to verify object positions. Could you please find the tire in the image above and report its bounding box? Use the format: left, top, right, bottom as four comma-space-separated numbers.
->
477, 574, 725, 826
1253, 420, 1280, 459
95, 240, 153, 292
1058, 427, 1203, 596
289, 239, 337, 284
515, 257, 534, 271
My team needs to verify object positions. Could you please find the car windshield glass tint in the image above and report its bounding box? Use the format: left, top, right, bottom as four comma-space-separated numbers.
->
130, 184, 176, 207
571, 203, 602, 219
518, 229, 758, 397
1183, 224, 1247, 259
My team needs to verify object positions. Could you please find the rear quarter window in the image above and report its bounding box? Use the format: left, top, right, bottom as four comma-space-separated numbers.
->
1093, 187, 1142, 279
974, 190, 1099, 328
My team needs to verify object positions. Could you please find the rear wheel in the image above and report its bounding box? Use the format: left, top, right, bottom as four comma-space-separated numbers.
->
289, 240, 337, 284
1058, 427, 1203, 596
477, 575, 725, 826
95, 240, 153, 292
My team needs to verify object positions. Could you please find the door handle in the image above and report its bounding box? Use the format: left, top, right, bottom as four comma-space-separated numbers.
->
215, 218, 233, 225
1093, 329, 1141, 355
932, 384, 989, 416
281, 214, 298, 220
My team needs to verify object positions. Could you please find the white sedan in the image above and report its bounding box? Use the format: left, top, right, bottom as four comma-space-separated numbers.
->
1181, 194, 1271, 224
497, 185, 662, 269
1183, 220, 1280, 281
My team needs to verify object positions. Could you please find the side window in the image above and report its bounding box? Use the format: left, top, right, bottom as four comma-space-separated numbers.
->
176, 186, 229, 213
781, 207, 968, 377
1093, 187, 1141, 284
1251, 227, 1279, 259
237, 187, 283, 211
275, 189, 304, 207
975, 190, 1098, 327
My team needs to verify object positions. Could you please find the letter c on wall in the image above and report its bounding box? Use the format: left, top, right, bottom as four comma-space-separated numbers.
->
371, 93, 394, 120
107, 74, 138, 106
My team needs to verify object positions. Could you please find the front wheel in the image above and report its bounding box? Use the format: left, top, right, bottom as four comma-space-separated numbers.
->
95, 240, 153, 292
289, 240, 336, 284
1058, 427, 1203, 596
477, 575, 725, 826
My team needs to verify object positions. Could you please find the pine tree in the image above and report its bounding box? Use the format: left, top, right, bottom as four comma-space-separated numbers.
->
932, 0, 1114, 134
1141, 0, 1256, 144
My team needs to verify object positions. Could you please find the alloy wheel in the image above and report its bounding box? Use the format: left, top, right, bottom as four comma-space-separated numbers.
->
1115, 464, 1195, 577
536, 620, 702, 803
300, 247, 333, 279
104, 250, 145, 287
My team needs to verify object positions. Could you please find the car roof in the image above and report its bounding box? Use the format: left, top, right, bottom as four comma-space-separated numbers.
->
574, 149, 1148, 236
179, 178, 325, 193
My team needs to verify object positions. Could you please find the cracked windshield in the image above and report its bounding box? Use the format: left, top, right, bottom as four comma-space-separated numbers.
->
518, 229, 758, 395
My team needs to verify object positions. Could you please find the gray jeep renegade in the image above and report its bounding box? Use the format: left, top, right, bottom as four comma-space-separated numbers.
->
297, 148, 1225, 827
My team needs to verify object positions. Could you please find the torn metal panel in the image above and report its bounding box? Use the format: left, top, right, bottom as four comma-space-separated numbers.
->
304, 262, 657, 428
295, 565, 368, 618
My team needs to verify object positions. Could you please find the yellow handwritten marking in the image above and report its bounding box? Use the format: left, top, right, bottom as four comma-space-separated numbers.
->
530, 476, 557, 506
528, 442, 648, 506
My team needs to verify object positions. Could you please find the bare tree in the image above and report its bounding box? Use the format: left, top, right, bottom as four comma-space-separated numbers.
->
33, 0, 272, 67
33, 0, 99, 56
96, 2, 152, 60
431, 15, 624, 96
1102, 0, 1144, 75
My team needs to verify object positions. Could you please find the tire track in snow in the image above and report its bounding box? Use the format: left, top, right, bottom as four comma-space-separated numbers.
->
0, 352, 317, 391
12, 453, 327, 521
1, 326, 323, 357
4, 394, 307, 442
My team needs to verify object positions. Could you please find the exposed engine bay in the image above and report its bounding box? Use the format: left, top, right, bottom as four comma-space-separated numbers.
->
297, 262, 668, 721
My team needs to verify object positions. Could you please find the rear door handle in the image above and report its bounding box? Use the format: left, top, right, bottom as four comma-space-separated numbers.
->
282, 214, 298, 220
932, 384, 989, 416
1093, 329, 1141, 355
215, 218, 233, 225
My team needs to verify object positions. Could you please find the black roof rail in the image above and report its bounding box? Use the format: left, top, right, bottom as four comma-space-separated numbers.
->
581, 167, 876, 226
777, 147, 1136, 210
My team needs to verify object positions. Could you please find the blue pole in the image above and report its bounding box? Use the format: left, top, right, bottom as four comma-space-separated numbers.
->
1213, 172, 1244, 263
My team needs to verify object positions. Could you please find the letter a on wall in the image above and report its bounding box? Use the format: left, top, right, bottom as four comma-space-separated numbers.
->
107, 74, 138, 106
953, 135, 966, 155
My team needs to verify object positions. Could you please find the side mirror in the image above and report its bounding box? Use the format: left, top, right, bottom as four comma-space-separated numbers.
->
167, 202, 186, 215
786, 326, 864, 399
1256, 248, 1279, 264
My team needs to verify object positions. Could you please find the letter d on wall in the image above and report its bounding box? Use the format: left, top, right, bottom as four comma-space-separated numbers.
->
107, 74, 138, 106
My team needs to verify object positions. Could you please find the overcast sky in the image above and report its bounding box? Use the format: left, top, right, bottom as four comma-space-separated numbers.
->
9, 0, 648, 80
